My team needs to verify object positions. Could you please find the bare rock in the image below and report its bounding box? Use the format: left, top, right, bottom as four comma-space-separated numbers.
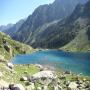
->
68, 82, 78, 90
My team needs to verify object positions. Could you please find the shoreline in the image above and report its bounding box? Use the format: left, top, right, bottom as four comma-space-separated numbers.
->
11, 63, 90, 77
0, 63, 90, 90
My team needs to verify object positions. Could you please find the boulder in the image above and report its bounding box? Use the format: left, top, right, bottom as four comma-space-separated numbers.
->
13, 84, 25, 90
7, 62, 14, 69
20, 76, 28, 81
59, 75, 66, 79
64, 71, 71, 74
26, 82, 35, 90
35, 64, 44, 71
4, 44, 10, 52
32, 70, 57, 79
68, 82, 78, 90
0, 55, 4, 60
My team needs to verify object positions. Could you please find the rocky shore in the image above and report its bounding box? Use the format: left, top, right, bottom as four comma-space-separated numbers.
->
0, 62, 90, 90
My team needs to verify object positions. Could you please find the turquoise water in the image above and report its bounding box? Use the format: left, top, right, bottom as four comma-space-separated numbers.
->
12, 50, 90, 76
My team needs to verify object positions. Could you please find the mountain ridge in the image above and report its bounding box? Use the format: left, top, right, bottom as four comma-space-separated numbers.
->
12, 0, 88, 46
23, 0, 90, 52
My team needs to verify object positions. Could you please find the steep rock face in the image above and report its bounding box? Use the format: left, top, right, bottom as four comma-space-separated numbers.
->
12, 0, 88, 46
24, 0, 90, 50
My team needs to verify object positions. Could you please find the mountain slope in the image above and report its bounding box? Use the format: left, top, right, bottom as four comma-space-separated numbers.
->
3, 19, 25, 37
12, 0, 88, 44
0, 24, 13, 31
21, 0, 90, 52
61, 1, 90, 52
61, 28, 90, 52
0, 32, 33, 61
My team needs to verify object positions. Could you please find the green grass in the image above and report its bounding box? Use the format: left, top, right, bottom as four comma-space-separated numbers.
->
60, 28, 90, 52
0, 63, 40, 84
0, 32, 34, 61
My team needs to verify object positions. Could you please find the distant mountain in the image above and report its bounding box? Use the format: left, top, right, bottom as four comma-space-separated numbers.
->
3, 19, 25, 37
12, 0, 88, 45
25, 0, 90, 52
0, 24, 13, 31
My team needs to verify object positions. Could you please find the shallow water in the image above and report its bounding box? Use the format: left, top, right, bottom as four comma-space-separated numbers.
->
12, 50, 90, 76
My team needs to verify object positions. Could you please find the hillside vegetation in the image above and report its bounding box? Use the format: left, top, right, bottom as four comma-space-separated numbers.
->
0, 32, 33, 61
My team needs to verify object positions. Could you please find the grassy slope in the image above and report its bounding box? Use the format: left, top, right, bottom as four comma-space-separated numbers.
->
0, 32, 34, 61
0, 63, 40, 86
60, 28, 90, 52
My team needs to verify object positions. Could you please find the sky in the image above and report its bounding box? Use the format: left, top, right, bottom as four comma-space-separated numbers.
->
0, 0, 54, 25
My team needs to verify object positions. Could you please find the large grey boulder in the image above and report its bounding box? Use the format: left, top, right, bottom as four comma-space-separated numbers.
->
13, 84, 25, 90
68, 82, 78, 90
32, 70, 57, 79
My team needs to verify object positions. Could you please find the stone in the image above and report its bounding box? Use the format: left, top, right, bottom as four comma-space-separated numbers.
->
37, 87, 42, 90
20, 76, 28, 81
32, 70, 57, 79
68, 82, 78, 90
7, 63, 14, 69
14, 84, 25, 90
35, 64, 44, 71
64, 71, 71, 74
76, 80, 83, 85
59, 75, 66, 79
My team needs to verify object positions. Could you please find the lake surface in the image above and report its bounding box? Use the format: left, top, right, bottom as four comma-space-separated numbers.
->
12, 50, 90, 76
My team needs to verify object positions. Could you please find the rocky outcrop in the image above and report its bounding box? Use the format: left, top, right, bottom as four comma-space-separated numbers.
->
12, 0, 88, 49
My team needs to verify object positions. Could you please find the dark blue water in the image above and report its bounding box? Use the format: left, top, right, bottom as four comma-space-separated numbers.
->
12, 50, 90, 76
